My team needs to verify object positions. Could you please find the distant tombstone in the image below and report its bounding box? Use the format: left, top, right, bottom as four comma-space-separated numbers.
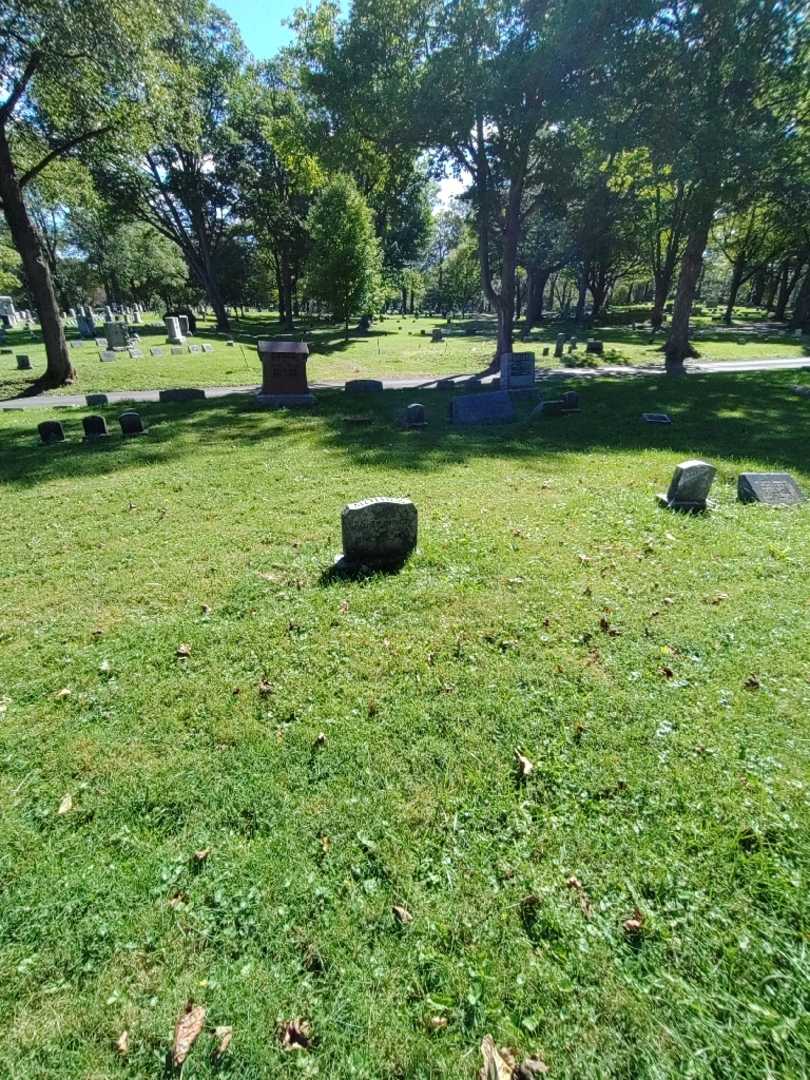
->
95, 337, 108, 348
150, 346, 166, 357
16, 354, 31, 370
337, 497, 418, 570
131, 310, 142, 324
105, 321, 129, 349
658, 459, 716, 512
226, 340, 236, 347
177, 315, 190, 337
554, 334, 565, 358
119, 410, 146, 436
586, 339, 604, 355
737, 472, 805, 506
449, 389, 515, 425
100, 350, 116, 362
402, 402, 427, 428
256, 340, 315, 407
188, 344, 202, 353
86, 394, 109, 406
356, 314, 372, 332
792, 384, 810, 398
38, 420, 65, 445
346, 379, 384, 394
171, 346, 185, 355
561, 390, 580, 411
82, 414, 109, 441
431, 328, 444, 343
158, 388, 206, 402
104, 306, 113, 321
128, 347, 144, 358
542, 346, 550, 357
642, 412, 672, 424
165, 316, 184, 344
499, 351, 535, 389
202, 343, 214, 353
535, 399, 566, 416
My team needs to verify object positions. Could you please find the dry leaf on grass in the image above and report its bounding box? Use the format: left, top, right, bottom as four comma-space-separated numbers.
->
258, 679, 273, 696
566, 875, 593, 918
172, 1001, 206, 1067
176, 643, 192, 658
115, 1030, 129, 1056
214, 1025, 232, 1058
201, 604, 211, 615
623, 907, 645, 936
514, 751, 534, 781
279, 1018, 312, 1051
319, 834, 331, 855
57, 793, 73, 815
599, 616, 621, 636
744, 674, 761, 690
339, 599, 350, 614
480, 1035, 549, 1079
314, 732, 327, 747
392, 904, 413, 925
426, 1015, 448, 1031
55, 687, 72, 700
193, 848, 210, 863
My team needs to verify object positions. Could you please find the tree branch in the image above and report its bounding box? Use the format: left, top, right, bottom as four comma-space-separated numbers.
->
0, 50, 41, 125
19, 125, 114, 188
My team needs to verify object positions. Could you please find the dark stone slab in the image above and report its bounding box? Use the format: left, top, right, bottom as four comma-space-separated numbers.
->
86, 394, 109, 406
159, 388, 206, 402
449, 390, 515, 425
561, 390, 580, 412
346, 379, 384, 394
119, 410, 146, 436
402, 402, 426, 428
658, 459, 716, 512
38, 420, 65, 445
82, 414, 110, 441
16, 354, 31, 370
737, 472, 805, 506
642, 413, 672, 424
586, 339, 604, 354
338, 497, 418, 570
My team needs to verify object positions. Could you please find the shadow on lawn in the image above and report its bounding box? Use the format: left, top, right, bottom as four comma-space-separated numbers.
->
0, 371, 807, 491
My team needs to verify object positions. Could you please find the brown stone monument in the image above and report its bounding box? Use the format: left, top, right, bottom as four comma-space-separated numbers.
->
256, 340, 315, 407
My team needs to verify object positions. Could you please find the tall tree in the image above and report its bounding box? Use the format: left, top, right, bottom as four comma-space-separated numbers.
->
0, 0, 172, 387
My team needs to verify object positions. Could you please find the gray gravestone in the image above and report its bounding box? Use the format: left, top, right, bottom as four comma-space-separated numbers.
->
499, 352, 535, 389
586, 339, 604, 355
737, 472, 805, 506
38, 420, 65, 445
119, 410, 146, 436
188, 344, 202, 353
159, 388, 206, 402
177, 315, 190, 337
100, 350, 116, 362
202, 343, 214, 353
95, 337, 108, 348
338, 497, 418, 570
128, 347, 144, 358
86, 394, 109, 406
449, 390, 515, 425
82, 414, 109, 441
659, 459, 716, 512
16, 354, 31, 370
105, 321, 129, 350
171, 346, 185, 355
542, 346, 550, 357
554, 334, 565, 358
642, 413, 672, 424
431, 328, 444, 343
346, 379, 384, 394
403, 402, 426, 428
150, 346, 166, 357
165, 316, 184, 344
536, 399, 566, 416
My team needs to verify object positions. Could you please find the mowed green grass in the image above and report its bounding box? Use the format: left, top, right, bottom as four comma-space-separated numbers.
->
1, 372, 809, 1078
1, 311, 806, 401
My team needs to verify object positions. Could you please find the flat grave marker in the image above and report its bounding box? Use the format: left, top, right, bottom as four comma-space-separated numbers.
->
642, 413, 672, 424
450, 389, 515, 425
737, 472, 805, 506
100, 350, 116, 362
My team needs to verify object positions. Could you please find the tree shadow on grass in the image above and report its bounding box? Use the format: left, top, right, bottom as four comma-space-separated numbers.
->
0, 371, 807, 493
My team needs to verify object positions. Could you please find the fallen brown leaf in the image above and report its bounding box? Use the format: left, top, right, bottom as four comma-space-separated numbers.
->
201, 604, 211, 615
55, 687, 72, 700
339, 599, 350, 614
744, 674, 761, 690
480, 1035, 517, 1080
172, 1001, 206, 1067
514, 751, 534, 781
566, 875, 593, 918
279, 1018, 312, 1051
193, 848, 210, 863
115, 1030, 129, 1056
659, 665, 674, 679
258, 679, 273, 696
709, 592, 729, 605
599, 616, 621, 636
319, 834, 331, 855
623, 907, 645, 936
427, 1015, 448, 1031
214, 1025, 232, 1058
393, 904, 413, 925
314, 732, 327, 747
516, 1058, 550, 1078
176, 643, 191, 658
58, 793, 73, 815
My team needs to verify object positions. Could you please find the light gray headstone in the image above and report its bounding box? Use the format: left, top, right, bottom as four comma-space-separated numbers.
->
165, 316, 184, 344
100, 350, 117, 362
660, 459, 716, 511
499, 352, 535, 389
150, 346, 166, 357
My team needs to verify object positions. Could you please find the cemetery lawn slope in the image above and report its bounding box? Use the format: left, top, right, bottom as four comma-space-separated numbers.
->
1, 370, 809, 1078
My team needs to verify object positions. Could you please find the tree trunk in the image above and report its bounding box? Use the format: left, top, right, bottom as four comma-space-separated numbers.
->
0, 125, 75, 388
775, 259, 802, 323
749, 266, 767, 308
723, 255, 746, 324
523, 267, 549, 336
788, 266, 810, 332
664, 198, 714, 373
574, 261, 590, 323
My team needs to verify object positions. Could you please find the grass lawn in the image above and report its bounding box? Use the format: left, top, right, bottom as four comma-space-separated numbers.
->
1, 371, 809, 1077
1, 311, 807, 402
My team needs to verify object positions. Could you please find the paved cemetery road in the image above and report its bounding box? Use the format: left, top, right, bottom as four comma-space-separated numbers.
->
2, 355, 808, 411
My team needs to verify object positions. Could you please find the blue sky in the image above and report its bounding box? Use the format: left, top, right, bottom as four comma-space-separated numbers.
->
219, 0, 320, 57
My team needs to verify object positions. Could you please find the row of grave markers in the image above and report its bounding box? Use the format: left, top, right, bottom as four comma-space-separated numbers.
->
38, 411, 146, 443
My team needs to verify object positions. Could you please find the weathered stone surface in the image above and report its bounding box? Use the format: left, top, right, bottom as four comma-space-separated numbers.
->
737, 472, 805, 505
119, 410, 146, 436
202, 343, 214, 353
554, 334, 565, 358
188, 344, 202, 353
159, 388, 206, 402
128, 347, 144, 358
82, 414, 109, 441
660, 459, 716, 511
38, 420, 65, 445
105, 321, 129, 350
642, 412, 672, 424
171, 346, 185, 355
85, 393, 109, 406
561, 390, 580, 411
345, 379, 384, 394
402, 403, 426, 428
256, 339, 314, 406
586, 339, 604, 354
16, 354, 31, 370
431, 328, 444, 343
499, 352, 535, 389
449, 390, 515, 425
150, 346, 166, 357
165, 316, 184, 344
340, 497, 418, 568
100, 351, 116, 362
